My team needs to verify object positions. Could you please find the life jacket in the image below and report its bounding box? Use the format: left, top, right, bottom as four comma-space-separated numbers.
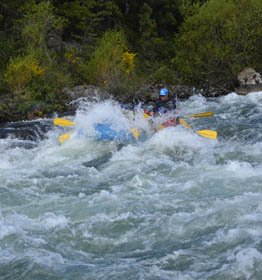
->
161, 117, 179, 128
155, 96, 176, 114
143, 103, 155, 118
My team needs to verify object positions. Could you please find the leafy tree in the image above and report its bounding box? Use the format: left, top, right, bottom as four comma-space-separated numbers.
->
56, 0, 122, 45
135, 3, 166, 83
83, 29, 137, 96
173, 0, 262, 88
150, 0, 182, 37
2, 1, 71, 114
0, 35, 16, 92
21, 1, 66, 61
113, 0, 143, 42
0, 1, 24, 93
138, 3, 157, 58
0, 0, 25, 31
179, 0, 203, 18
56, 0, 97, 43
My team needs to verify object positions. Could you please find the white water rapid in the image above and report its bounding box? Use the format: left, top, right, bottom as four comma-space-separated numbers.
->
0, 92, 261, 279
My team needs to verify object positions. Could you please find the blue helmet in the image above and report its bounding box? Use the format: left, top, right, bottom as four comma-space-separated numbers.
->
159, 88, 169, 96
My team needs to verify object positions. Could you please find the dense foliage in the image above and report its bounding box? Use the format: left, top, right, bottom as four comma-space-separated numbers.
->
174, 0, 262, 88
0, 0, 261, 120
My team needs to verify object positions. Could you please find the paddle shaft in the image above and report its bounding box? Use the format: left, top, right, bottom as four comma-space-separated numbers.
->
182, 111, 214, 118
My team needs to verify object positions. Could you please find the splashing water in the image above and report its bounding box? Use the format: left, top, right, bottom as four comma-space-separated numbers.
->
0, 92, 261, 279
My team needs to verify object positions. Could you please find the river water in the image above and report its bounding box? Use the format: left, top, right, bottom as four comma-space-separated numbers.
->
0, 92, 261, 280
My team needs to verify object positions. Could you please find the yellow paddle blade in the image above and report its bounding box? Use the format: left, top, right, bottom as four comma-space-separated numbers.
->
131, 128, 139, 140
143, 112, 150, 118
184, 111, 214, 118
59, 133, 71, 143
196, 130, 217, 140
53, 118, 76, 127
179, 118, 192, 129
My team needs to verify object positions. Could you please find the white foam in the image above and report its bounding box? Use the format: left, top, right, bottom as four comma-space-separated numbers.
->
40, 213, 69, 230
246, 91, 262, 103
224, 160, 260, 178
219, 91, 262, 106
24, 248, 65, 266
220, 92, 242, 103
147, 126, 215, 152
0, 211, 69, 241
0, 224, 18, 240
230, 247, 262, 278
75, 100, 133, 132
183, 94, 208, 111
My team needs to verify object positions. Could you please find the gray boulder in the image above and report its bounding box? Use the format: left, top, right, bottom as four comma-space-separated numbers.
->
238, 68, 262, 86
235, 68, 262, 95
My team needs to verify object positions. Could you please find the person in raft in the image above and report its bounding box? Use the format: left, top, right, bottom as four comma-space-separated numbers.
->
143, 87, 179, 128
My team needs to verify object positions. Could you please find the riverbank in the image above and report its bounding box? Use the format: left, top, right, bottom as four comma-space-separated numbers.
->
1, 83, 261, 124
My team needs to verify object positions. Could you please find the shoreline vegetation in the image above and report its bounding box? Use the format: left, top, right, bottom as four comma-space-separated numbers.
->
0, 0, 262, 122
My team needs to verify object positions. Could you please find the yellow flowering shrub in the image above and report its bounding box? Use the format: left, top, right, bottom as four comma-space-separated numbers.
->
84, 30, 136, 86
4, 55, 44, 95
121, 51, 136, 76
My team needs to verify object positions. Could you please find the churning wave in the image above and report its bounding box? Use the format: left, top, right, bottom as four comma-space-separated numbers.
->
0, 92, 261, 279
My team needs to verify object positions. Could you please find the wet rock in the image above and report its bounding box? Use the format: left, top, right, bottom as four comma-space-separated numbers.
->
238, 68, 262, 86
173, 85, 194, 99
82, 153, 113, 169
0, 120, 53, 141
201, 87, 231, 97
235, 68, 262, 95
82, 144, 124, 169
235, 84, 262, 95
5, 140, 38, 149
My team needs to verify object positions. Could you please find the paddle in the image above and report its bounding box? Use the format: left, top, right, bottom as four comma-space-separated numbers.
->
130, 128, 139, 140
160, 113, 217, 140
182, 111, 214, 118
144, 111, 214, 119
178, 118, 192, 129
179, 118, 217, 139
196, 130, 217, 140
53, 118, 76, 127
59, 133, 71, 144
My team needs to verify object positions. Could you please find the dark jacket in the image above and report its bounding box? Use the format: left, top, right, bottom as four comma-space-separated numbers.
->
154, 96, 177, 114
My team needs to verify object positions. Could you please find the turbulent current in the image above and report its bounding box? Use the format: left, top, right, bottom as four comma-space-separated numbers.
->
0, 92, 261, 280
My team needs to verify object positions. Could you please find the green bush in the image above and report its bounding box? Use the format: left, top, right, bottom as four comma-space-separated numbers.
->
83, 30, 142, 95
24, 63, 72, 103
21, 1, 66, 60
4, 55, 45, 96
82, 30, 138, 95
4, 53, 71, 116
173, 0, 262, 87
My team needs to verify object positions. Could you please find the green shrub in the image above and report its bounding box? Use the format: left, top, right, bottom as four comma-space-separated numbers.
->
83, 30, 137, 93
21, 1, 66, 59
173, 0, 262, 87
4, 55, 44, 96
